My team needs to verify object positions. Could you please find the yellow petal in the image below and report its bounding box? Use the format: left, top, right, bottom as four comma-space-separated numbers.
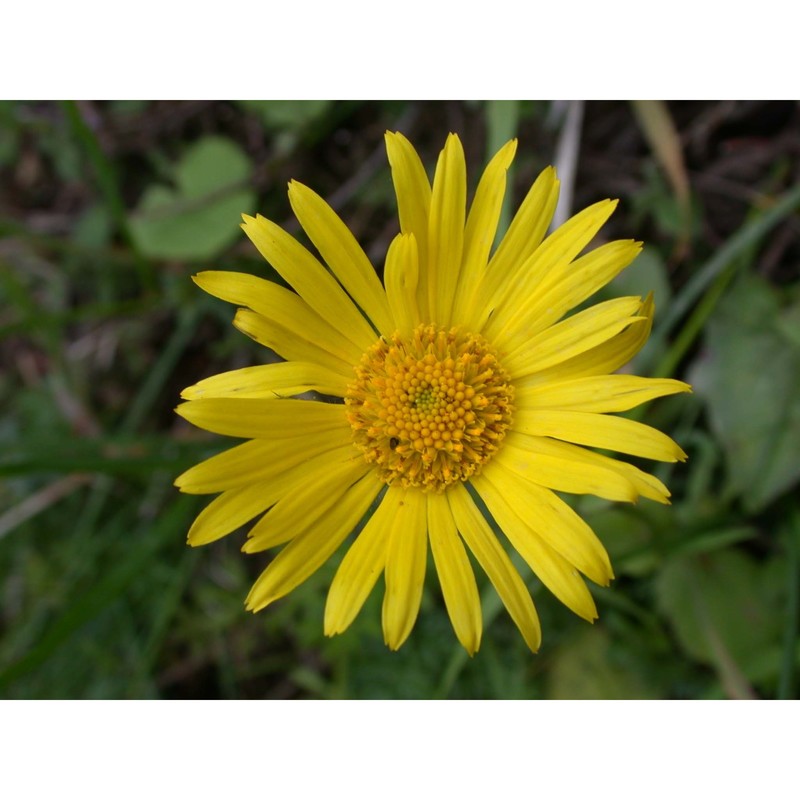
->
288, 181, 394, 336
485, 198, 617, 344
497, 432, 638, 503
511, 239, 643, 340
241, 214, 376, 350
384, 233, 420, 336
324, 486, 398, 636
453, 139, 517, 329
181, 361, 349, 400
243, 455, 371, 552
174, 427, 353, 494
481, 166, 559, 314
480, 461, 613, 586
504, 296, 644, 378
508, 433, 672, 504
427, 492, 482, 655
232, 309, 353, 377
193, 271, 360, 371
174, 397, 346, 439
427, 133, 466, 325
522, 294, 655, 386
382, 490, 428, 650
245, 471, 382, 612
447, 482, 541, 652
514, 407, 688, 462
516, 374, 692, 413
187, 483, 275, 547
187, 444, 366, 547
471, 472, 598, 621
385, 131, 431, 316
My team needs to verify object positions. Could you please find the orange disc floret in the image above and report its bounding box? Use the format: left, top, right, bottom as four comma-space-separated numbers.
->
345, 324, 514, 491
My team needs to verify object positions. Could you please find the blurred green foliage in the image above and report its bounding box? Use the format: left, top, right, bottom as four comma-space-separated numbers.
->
689, 274, 800, 512
130, 136, 256, 260
1, 100, 798, 698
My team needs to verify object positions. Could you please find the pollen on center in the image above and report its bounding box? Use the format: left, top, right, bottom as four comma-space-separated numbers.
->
345, 324, 515, 491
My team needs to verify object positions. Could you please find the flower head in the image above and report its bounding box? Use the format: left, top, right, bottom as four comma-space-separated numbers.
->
175, 132, 690, 654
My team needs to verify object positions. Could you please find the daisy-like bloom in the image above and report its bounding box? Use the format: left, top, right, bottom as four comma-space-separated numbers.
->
175, 132, 690, 655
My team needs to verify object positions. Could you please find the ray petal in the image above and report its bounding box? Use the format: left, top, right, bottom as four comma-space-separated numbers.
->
471, 473, 599, 621
520, 294, 656, 386
480, 461, 613, 586
187, 445, 367, 548
480, 166, 560, 315
324, 485, 404, 636
453, 139, 517, 328
504, 433, 671, 504
181, 361, 349, 400
485, 198, 617, 344
193, 271, 361, 371
428, 491, 482, 655
513, 407, 688, 462
232, 310, 353, 377
382, 489, 428, 650
186, 483, 276, 547
385, 132, 432, 318
288, 181, 394, 336
447, 483, 541, 652
503, 296, 644, 378
174, 428, 353, 494
426, 134, 466, 325
243, 456, 372, 552
511, 239, 643, 339
245, 472, 383, 612
497, 432, 638, 503
241, 214, 377, 349
516, 374, 692, 413
184, 445, 359, 542
174, 397, 346, 439
384, 233, 421, 336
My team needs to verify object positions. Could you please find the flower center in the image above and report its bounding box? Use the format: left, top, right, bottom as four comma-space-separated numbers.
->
345, 324, 515, 492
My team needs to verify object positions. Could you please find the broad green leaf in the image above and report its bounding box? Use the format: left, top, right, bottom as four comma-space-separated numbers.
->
239, 100, 331, 132
688, 274, 800, 511
129, 136, 256, 260
547, 627, 660, 699
655, 549, 784, 684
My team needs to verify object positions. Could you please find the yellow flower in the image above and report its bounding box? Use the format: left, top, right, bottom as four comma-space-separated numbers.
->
175, 132, 690, 655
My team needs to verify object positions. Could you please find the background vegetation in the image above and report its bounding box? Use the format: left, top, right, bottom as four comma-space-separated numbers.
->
1, 100, 798, 699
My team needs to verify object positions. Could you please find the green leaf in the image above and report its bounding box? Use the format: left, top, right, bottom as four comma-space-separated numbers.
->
688, 274, 800, 511
239, 100, 332, 132
655, 549, 785, 685
547, 627, 660, 699
129, 136, 256, 260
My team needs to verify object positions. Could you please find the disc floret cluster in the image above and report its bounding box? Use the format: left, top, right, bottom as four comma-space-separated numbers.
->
346, 324, 515, 491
